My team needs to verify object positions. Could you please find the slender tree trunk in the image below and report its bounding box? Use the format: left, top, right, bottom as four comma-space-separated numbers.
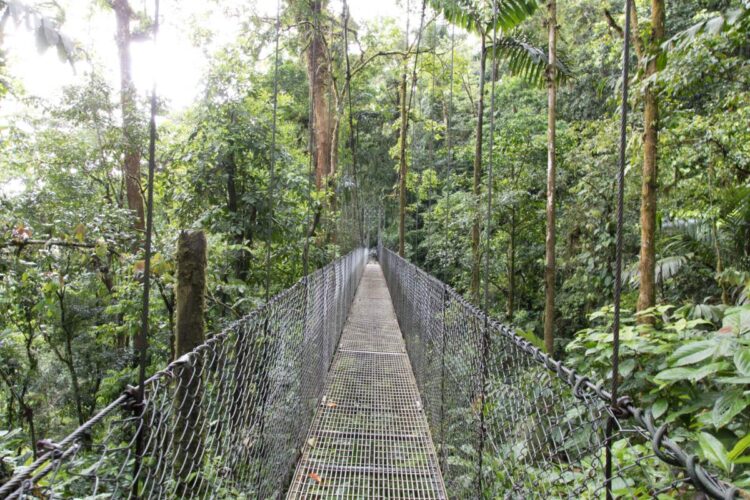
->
112, 0, 144, 231
708, 164, 729, 305
173, 231, 207, 496
56, 290, 86, 426
470, 37, 487, 302
507, 207, 516, 320
544, 0, 557, 355
636, 0, 665, 320
398, 64, 408, 257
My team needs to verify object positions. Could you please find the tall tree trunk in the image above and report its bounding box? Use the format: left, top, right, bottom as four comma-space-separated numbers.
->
112, 0, 144, 231
636, 0, 665, 320
470, 37, 487, 302
544, 0, 557, 355
173, 231, 207, 496
306, 0, 333, 191
398, 64, 408, 257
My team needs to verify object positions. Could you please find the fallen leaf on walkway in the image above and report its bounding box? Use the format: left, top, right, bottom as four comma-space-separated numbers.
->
307, 437, 317, 448
308, 472, 322, 484
326, 401, 337, 408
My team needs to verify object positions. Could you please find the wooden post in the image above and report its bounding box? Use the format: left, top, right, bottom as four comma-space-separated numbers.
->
173, 230, 207, 496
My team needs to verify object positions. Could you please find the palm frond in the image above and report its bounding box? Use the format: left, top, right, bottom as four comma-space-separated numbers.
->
625, 254, 691, 287
663, 218, 713, 247
428, 0, 541, 35
488, 36, 572, 87
656, 254, 690, 284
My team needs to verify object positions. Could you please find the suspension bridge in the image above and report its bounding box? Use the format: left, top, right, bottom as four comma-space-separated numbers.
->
0, 246, 740, 499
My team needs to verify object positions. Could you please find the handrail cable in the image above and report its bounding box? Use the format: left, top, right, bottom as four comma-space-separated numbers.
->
264, 0, 282, 302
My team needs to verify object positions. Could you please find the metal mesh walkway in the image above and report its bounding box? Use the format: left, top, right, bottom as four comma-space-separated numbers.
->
287, 262, 447, 499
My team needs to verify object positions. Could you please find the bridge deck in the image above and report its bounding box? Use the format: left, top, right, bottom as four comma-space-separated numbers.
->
287, 262, 446, 499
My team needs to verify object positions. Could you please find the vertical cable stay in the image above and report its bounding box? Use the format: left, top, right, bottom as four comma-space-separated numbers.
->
442, 24, 456, 283
477, 1, 499, 494
606, 0, 631, 498
342, 0, 363, 247
264, 0, 281, 302
134, 0, 159, 491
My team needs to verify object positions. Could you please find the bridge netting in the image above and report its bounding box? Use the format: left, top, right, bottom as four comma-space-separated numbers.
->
0, 249, 367, 499
0, 247, 739, 498
379, 246, 737, 499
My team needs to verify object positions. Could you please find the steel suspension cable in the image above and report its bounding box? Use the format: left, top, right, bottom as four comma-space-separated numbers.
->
341, 0, 363, 246
264, 0, 281, 302
134, 0, 159, 491
436, 19, 453, 474
442, 24, 456, 283
477, 2, 499, 494
605, 0, 632, 498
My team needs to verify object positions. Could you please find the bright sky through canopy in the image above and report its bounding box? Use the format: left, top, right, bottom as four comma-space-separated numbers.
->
3, 0, 406, 111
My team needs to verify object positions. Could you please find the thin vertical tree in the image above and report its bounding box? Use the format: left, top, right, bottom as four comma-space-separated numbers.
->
543, 0, 557, 354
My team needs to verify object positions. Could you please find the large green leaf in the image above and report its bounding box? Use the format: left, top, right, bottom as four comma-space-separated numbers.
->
722, 306, 750, 335
735, 348, 750, 376
698, 432, 732, 473
651, 398, 668, 420
668, 340, 716, 366
728, 434, 750, 462
654, 361, 729, 384
711, 391, 748, 429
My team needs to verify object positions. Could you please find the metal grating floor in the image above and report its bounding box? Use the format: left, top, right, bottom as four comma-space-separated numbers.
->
287, 263, 447, 499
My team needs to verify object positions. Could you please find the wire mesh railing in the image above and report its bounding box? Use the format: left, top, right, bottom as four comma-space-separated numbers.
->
378, 245, 740, 499
0, 248, 368, 499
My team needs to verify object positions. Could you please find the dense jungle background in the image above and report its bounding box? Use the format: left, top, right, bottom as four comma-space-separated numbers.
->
1, 0, 749, 490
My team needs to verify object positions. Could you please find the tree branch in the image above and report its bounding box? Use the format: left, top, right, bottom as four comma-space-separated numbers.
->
603, 6, 644, 60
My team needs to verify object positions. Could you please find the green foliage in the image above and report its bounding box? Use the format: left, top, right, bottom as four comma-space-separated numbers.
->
0, 0, 749, 493
567, 304, 750, 485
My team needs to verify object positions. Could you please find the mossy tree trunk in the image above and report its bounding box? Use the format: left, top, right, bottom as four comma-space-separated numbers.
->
173, 231, 207, 496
